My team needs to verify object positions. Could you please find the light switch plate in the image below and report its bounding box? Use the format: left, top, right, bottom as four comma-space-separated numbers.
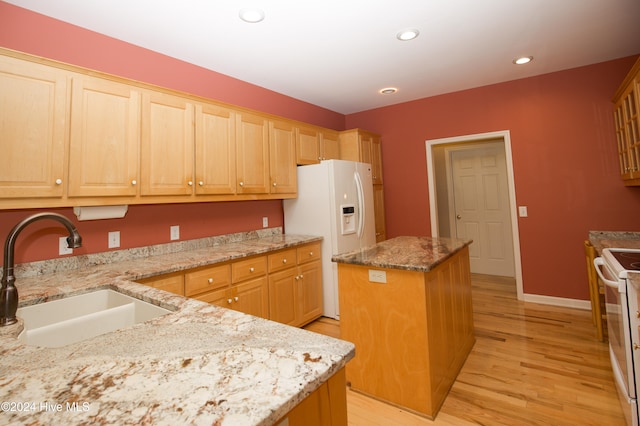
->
518, 206, 528, 217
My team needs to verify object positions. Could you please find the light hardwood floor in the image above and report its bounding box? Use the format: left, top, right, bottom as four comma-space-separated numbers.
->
304, 274, 626, 425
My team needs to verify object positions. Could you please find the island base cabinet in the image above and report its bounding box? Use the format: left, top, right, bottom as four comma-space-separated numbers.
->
276, 368, 347, 426
337, 246, 474, 419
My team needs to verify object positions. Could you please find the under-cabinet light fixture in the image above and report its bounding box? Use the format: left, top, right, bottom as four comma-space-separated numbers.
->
73, 205, 128, 221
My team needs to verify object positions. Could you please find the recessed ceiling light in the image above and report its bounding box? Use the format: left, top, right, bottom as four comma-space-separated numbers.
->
239, 8, 265, 23
379, 87, 398, 95
513, 56, 533, 65
396, 29, 420, 41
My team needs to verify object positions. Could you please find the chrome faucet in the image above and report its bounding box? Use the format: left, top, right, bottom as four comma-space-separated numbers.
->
0, 213, 82, 326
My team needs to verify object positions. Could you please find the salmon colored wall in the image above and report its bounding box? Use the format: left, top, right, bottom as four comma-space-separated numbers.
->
345, 57, 640, 300
0, 3, 341, 264
0, 202, 282, 264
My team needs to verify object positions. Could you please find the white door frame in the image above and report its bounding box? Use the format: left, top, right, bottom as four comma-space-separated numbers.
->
425, 130, 523, 300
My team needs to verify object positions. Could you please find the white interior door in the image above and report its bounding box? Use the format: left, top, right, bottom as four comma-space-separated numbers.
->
451, 144, 515, 277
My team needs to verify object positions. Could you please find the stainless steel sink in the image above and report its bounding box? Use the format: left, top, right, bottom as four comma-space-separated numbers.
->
17, 289, 171, 348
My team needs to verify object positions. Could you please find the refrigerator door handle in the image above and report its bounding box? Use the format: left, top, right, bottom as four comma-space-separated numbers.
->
355, 171, 366, 238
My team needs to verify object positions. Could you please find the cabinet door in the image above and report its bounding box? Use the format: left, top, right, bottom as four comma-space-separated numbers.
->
195, 103, 236, 194
358, 132, 373, 167
68, 75, 140, 197
320, 130, 340, 161
232, 276, 269, 318
0, 56, 67, 198
614, 82, 640, 181
297, 260, 323, 326
269, 120, 297, 194
268, 268, 298, 326
370, 135, 383, 184
373, 185, 386, 242
141, 91, 194, 196
297, 126, 320, 165
236, 112, 269, 193
194, 287, 230, 308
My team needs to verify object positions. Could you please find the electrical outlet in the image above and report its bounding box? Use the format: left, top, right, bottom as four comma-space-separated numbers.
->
108, 231, 120, 249
262, 217, 268, 228
170, 225, 180, 241
368, 269, 387, 283
59, 236, 73, 255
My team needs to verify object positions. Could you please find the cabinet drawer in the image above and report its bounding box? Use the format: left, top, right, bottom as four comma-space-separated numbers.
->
185, 264, 231, 296
268, 249, 297, 273
297, 242, 321, 265
232, 256, 267, 283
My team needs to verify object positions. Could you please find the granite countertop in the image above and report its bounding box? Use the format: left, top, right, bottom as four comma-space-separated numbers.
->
331, 236, 472, 272
0, 231, 354, 426
588, 230, 640, 287
588, 230, 640, 254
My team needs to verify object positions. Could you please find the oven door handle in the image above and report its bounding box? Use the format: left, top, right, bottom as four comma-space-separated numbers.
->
594, 257, 621, 290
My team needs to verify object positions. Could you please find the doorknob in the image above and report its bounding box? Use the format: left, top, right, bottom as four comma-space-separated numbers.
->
456, 214, 461, 219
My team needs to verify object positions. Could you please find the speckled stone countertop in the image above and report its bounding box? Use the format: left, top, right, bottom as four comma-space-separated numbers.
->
588, 230, 640, 253
588, 230, 640, 287
331, 236, 472, 272
0, 230, 354, 426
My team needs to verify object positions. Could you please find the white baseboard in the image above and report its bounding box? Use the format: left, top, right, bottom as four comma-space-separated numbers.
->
522, 293, 592, 310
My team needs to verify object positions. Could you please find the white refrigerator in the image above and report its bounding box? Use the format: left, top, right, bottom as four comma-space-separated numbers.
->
283, 160, 376, 319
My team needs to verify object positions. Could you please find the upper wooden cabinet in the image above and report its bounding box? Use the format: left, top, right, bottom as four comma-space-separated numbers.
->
68, 75, 140, 197
320, 129, 341, 162
236, 112, 270, 194
269, 120, 297, 194
296, 127, 341, 165
339, 128, 386, 241
1, 48, 369, 208
195, 103, 236, 195
0, 55, 68, 199
140, 91, 195, 196
297, 126, 321, 165
613, 57, 640, 186
339, 128, 383, 184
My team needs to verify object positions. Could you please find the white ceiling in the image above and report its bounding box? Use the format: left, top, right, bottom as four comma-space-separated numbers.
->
6, 0, 640, 114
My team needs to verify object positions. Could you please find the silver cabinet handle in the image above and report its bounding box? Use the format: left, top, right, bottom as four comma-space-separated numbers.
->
208, 278, 213, 284
199, 181, 204, 186
55, 178, 62, 185
131, 180, 137, 186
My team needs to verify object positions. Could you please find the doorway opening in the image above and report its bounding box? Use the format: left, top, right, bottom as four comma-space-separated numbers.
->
426, 130, 523, 300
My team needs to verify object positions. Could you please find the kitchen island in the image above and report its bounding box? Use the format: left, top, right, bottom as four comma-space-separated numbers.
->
332, 236, 474, 419
0, 231, 354, 426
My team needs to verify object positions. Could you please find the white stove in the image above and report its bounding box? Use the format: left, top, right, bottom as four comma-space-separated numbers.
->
596, 248, 640, 426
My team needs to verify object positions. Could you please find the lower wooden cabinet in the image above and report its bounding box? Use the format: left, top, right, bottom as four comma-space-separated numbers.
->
268, 242, 323, 327
337, 246, 473, 419
276, 368, 347, 426
136, 242, 322, 325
